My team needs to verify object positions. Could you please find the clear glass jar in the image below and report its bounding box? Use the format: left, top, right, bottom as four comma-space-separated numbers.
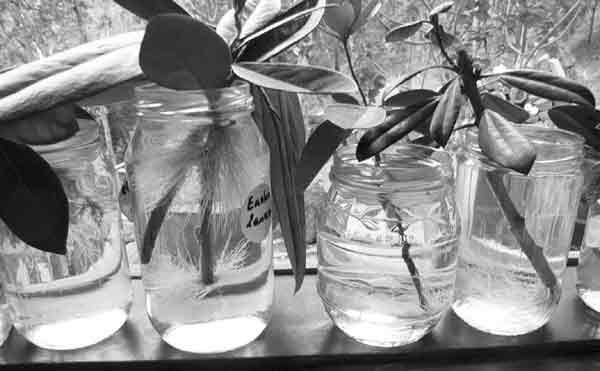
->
317, 143, 458, 347
128, 83, 273, 353
453, 126, 584, 335
0, 119, 132, 350
577, 191, 600, 312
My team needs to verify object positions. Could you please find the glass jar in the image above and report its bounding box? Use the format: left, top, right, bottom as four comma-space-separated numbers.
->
317, 143, 458, 347
0, 285, 11, 346
0, 119, 132, 350
453, 126, 584, 335
128, 83, 273, 353
577, 191, 600, 312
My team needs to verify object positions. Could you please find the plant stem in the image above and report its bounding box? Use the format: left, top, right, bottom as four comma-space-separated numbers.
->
198, 199, 215, 285
343, 40, 368, 105
432, 22, 458, 69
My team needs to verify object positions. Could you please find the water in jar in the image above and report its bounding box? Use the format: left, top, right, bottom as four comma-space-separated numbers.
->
577, 208, 600, 312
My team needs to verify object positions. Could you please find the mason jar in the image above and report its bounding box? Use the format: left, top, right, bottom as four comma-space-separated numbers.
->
0, 119, 132, 350
317, 143, 458, 347
453, 126, 584, 335
128, 83, 273, 353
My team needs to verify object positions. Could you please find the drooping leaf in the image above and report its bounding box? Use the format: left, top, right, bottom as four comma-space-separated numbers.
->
232, 62, 357, 93
429, 78, 463, 146
323, 0, 357, 40
497, 70, 595, 107
113, 0, 189, 19
548, 104, 600, 150
350, 0, 382, 34
384, 89, 438, 107
325, 104, 386, 129
217, 0, 282, 45
251, 86, 306, 291
296, 120, 349, 191
236, 0, 327, 62
383, 65, 455, 99
356, 99, 438, 160
429, 1, 454, 17
478, 109, 536, 174
140, 14, 232, 90
385, 20, 424, 43
0, 104, 79, 145
481, 92, 529, 123
332, 92, 359, 104
0, 137, 68, 255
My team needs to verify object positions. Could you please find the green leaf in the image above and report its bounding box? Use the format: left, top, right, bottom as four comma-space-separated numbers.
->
113, 0, 189, 19
383, 65, 455, 99
478, 109, 536, 174
547, 104, 600, 151
296, 120, 349, 191
429, 1, 454, 17
325, 104, 386, 129
356, 99, 438, 160
251, 86, 306, 291
384, 89, 438, 107
323, 0, 357, 40
0, 137, 68, 255
350, 0, 382, 34
232, 62, 357, 94
332, 92, 359, 104
429, 78, 463, 146
481, 92, 529, 123
217, 0, 282, 45
139, 14, 232, 90
0, 105, 79, 145
497, 70, 595, 107
236, 0, 327, 62
385, 20, 424, 43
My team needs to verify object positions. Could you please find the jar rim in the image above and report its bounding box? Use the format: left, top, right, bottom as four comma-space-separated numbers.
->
465, 123, 585, 150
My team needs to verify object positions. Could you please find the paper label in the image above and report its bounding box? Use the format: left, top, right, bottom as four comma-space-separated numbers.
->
241, 183, 272, 242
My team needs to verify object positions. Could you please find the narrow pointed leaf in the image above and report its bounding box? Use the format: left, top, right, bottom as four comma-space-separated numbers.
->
429, 78, 463, 146
0, 138, 68, 255
0, 104, 79, 145
356, 99, 438, 160
479, 109, 536, 174
350, 0, 382, 33
325, 104, 386, 129
296, 120, 350, 191
384, 89, 438, 107
332, 92, 359, 104
383, 65, 455, 100
548, 104, 600, 150
497, 70, 595, 107
481, 92, 529, 123
385, 20, 424, 43
140, 14, 232, 90
113, 0, 189, 19
233, 62, 357, 93
323, 0, 356, 39
429, 1, 453, 17
236, 0, 327, 62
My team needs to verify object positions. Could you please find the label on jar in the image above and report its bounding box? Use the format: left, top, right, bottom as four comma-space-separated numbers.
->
241, 183, 272, 242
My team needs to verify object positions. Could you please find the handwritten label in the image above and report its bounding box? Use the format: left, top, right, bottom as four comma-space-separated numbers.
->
241, 183, 272, 242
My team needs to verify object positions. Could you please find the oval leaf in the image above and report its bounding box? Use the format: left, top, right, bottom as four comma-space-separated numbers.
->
429, 1, 454, 17
332, 92, 359, 104
325, 104, 386, 129
498, 70, 595, 107
0, 138, 68, 255
236, 0, 327, 62
114, 0, 189, 19
385, 20, 424, 43
232, 62, 357, 94
323, 0, 356, 39
384, 89, 438, 107
0, 105, 79, 145
140, 14, 232, 90
429, 78, 463, 146
478, 109, 536, 174
481, 92, 529, 123
548, 104, 600, 150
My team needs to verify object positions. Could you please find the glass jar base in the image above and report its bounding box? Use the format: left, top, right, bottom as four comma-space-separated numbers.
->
158, 315, 268, 353
452, 299, 554, 336
578, 288, 600, 313
323, 302, 439, 347
15, 307, 129, 350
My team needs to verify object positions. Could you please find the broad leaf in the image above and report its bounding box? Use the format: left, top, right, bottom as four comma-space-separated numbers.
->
232, 62, 357, 93
356, 99, 438, 160
0, 105, 79, 145
113, 0, 189, 19
140, 14, 232, 90
323, 0, 357, 40
548, 104, 600, 150
251, 86, 306, 291
296, 120, 349, 191
384, 89, 438, 107
478, 109, 536, 174
217, 0, 282, 45
236, 0, 327, 62
332, 92, 359, 104
481, 92, 529, 123
429, 1, 453, 17
350, 0, 382, 34
0, 138, 68, 255
429, 78, 463, 146
385, 20, 424, 43
497, 70, 595, 107
383, 65, 455, 99
325, 104, 386, 129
